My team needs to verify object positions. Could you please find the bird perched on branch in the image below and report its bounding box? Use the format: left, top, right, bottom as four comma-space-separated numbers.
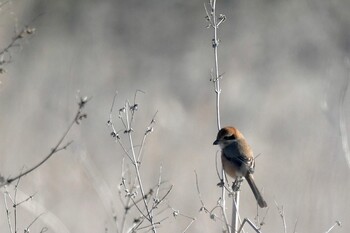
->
213, 126, 267, 208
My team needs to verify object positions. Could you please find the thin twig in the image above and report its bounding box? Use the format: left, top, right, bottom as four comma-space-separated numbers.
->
194, 170, 206, 210
119, 159, 130, 233
0, 12, 41, 66
124, 186, 173, 232
149, 185, 173, 214
126, 188, 156, 210
274, 200, 287, 233
4, 97, 89, 186
324, 221, 342, 233
24, 213, 46, 232
0, 26, 34, 57
128, 205, 173, 233
293, 218, 298, 233
108, 90, 119, 135
3, 190, 14, 233
14, 192, 37, 208
116, 136, 134, 162
13, 173, 21, 232
109, 92, 174, 232
209, 0, 222, 131
129, 195, 149, 220
215, 151, 223, 180
151, 165, 163, 219
155, 165, 162, 201
237, 218, 261, 233
137, 111, 158, 163
254, 206, 269, 230
126, 102, 152, 213
130, 89, 145, 126
123, 101, 156, 232
169, 205, 196, 233
207, 204, 228, 224
182, 217, 196, 233
339, 64, 350, 168
133, 222, 161, 231
0, 1, 9, 8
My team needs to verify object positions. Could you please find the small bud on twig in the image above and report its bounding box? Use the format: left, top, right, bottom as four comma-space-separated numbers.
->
130, 104, 138, 112
145, 127, 153, 135
172, 209, 179, 217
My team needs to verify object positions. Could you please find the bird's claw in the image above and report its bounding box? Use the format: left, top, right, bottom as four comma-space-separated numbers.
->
232, 177, 243, 192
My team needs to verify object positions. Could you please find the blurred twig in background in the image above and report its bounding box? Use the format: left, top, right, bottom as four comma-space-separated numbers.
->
339, 60, 350, 168
0, 95, 89, 187
1, 94, 88, 232
0, 26, 36, 66
3, 181, 72, 233
0, 6, 88, 232
324, 220, 342, 233
3, 177, 44, 233
0, 7, 38, 75
274, 200, 287, 233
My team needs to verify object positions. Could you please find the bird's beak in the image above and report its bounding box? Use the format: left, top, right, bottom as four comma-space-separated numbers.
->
213, 139, 219, 145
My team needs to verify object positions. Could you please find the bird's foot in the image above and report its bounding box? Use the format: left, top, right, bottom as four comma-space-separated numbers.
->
232, 177, 243, 192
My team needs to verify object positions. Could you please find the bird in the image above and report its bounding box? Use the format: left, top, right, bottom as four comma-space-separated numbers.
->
213, 126, 267, 208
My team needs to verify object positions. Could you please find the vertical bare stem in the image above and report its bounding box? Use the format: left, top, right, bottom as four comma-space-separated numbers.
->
211, 0, 221, 131
125, 102, 156, 233
275, 201, 287, 233
220, 170, 230, 233
207, 0, 234, 232
4, 191, 14, 233
232, 191, 240, 231
13, 178, 20, 233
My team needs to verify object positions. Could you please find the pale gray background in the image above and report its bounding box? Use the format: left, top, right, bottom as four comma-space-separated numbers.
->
1, 0, 350, 232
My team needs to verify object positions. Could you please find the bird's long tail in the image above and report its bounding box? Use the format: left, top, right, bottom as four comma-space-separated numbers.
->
245, 173, 267, 208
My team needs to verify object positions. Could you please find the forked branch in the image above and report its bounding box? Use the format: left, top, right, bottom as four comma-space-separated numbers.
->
0, 95, 89, 187
108, 91, 169, 233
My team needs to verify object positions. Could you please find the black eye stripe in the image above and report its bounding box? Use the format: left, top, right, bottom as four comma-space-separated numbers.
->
224, 135, 236, 140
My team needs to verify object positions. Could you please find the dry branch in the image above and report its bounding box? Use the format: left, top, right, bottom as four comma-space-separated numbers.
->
0, 96, 89, 187
108, 91, 177, 233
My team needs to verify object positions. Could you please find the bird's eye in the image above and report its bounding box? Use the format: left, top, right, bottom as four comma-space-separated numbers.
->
224, 135, 236, 140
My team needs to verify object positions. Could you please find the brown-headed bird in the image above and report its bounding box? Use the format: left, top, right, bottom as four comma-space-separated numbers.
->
213, 126, 267, 208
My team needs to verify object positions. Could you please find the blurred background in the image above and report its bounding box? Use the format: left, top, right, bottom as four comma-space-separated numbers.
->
1, 0, 350, 232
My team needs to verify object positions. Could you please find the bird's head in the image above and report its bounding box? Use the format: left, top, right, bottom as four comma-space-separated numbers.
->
213, 126, 244, 149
